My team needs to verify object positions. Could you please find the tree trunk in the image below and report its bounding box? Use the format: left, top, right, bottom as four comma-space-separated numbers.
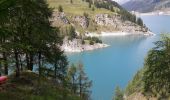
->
54, 63, 57, 80
38, 51, 41, 77
29, 53, 33, 71
26, 53, 30, 70
72, 76, 76, 94
15, 51, 20, 77
19, 54, 23, 71
3, 52, 8, 75
79, 75, 82, 97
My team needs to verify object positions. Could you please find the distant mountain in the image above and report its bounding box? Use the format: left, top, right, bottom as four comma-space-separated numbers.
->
122, 0, 170, 13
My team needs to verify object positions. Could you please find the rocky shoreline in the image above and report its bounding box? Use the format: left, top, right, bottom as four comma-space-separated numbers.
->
85, 31, 155, 37
61, 38, 109, 52
61, 31, 154, 53
52, 12, 155, 53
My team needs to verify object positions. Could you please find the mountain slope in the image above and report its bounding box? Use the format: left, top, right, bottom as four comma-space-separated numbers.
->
122, 0, 170, 13
47, 0, 151, 35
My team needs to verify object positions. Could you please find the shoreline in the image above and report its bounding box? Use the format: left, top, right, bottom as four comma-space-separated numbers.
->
62, 43, 109, 53
62, 31, 155, 53
85, 31, 155, 37
135, 12, 170, 16
61, 38, 110, 53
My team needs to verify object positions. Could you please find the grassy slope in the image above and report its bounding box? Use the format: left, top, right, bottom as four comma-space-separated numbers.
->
0, 72, 80, 100
47, 0, 120, 34
47, 0, 114, 16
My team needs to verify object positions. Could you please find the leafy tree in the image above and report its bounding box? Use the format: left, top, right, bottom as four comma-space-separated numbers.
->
125, 69, 144, 96
0, 0, 66, 79
77, 62, 92, 99
68, 64, 78, 94
0, 0, 15, 75
113, 86, 124, 100
143, 34, 170, 98
67, 62, 92, 99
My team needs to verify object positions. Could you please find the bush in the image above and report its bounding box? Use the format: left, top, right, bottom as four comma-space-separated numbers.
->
113, 86, 124, 100
68, 25, 77, 40
58, 5, 63, 12
89, 40, 94, 45
92, 37, 102, 43
137, 17, 143, 26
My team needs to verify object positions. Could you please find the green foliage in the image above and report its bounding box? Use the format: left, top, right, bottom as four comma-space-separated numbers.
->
113, 86, 124, 100
137, 17, 143, 26
0, 72, 81, 100
125, 69, 144, 96
67, 62, 92, 100
83, 36, 102, 45
94, 0, 122, 10
91, 37, 102, 43
0, 0, 67, 90
89, 40, 94, 45
0, 0, 93, 99
58, 5, 63, 12
68, 25, 77, 40
118, 9, 137, 23
126, 34, 170, 99
143, 34, 170, 98
92, 6, 95, 11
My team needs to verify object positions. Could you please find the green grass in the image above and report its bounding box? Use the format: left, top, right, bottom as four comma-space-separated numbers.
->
0, 71, 81, 100
47, 0, 114, 16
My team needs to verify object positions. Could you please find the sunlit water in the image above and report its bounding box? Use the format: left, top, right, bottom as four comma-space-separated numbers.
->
67, 15, 170, 100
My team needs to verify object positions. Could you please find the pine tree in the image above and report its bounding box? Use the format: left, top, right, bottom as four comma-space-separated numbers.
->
143, 34, 170, 98
113, 86, 124, 100
137, 17, 143, 26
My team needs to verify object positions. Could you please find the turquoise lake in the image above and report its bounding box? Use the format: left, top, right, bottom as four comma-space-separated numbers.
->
67, 15, 170, 100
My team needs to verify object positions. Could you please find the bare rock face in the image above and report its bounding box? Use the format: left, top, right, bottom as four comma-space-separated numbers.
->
73, 16, 88, 28
94, 14, 149, 34
95, 14, 121, 26
51, 12, 69, 26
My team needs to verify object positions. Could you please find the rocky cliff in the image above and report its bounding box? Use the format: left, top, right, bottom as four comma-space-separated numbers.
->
52, 12, 151, 35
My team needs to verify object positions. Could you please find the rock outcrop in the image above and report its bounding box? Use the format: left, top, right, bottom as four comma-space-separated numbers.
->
61, 38, 109, 52
94, 14, 150, 34
51, 12, 69, 26
73, 16, 88, 28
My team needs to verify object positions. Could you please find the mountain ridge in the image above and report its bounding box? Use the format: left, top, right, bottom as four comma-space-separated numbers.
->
122, 0, 170, 13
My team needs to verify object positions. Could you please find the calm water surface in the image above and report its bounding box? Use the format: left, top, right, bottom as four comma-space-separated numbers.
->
67, 15, 170, 100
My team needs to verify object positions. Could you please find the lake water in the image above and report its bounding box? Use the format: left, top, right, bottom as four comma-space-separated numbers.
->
67, 15, 170, 100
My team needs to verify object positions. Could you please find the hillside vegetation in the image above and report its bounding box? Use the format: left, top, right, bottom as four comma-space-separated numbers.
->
47, 0, 147, 37
47, 0, 114, 15
0, 72, 81, 100
0, 0, 92, 100
124, 34, 170, 100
